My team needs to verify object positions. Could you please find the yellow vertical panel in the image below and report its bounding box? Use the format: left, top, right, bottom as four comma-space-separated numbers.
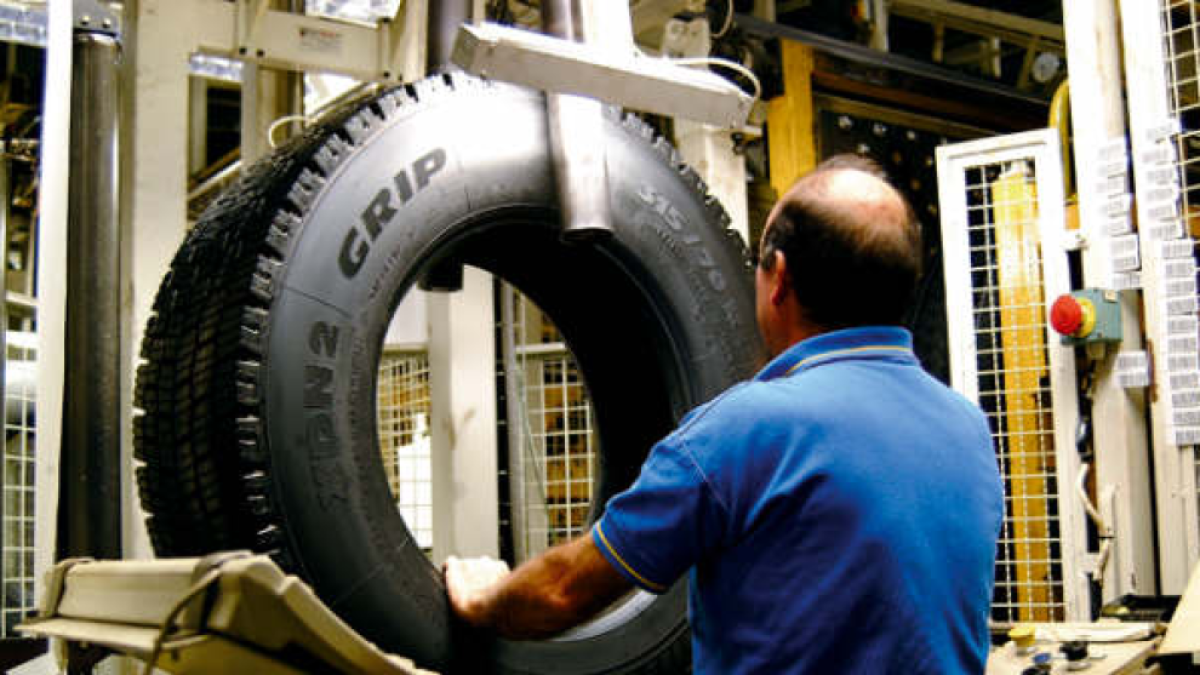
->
767, 40, 817, 197
993, 163, 1054, 621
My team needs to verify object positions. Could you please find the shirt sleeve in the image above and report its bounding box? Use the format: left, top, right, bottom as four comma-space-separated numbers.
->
592, 434, 728, 594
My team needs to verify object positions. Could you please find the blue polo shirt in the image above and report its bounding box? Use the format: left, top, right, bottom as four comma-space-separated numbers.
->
593, 327, 1003, 674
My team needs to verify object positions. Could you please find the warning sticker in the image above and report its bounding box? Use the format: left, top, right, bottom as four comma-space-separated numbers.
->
299, 26, 343, 55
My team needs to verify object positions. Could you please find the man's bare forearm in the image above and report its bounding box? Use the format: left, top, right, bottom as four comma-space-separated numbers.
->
451, 533, 633, 640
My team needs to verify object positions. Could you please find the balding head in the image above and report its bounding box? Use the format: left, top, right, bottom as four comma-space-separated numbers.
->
759, 154, 922, 330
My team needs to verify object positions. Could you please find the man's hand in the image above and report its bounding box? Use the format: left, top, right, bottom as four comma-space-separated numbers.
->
444, 555, 511, 628
441, 535, 634, 639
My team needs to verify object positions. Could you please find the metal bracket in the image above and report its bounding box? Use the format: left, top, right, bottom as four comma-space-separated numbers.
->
237, 0, 270, 55
72, 0, 119, 36
377, 13, 409, 81
540, 0, 617, 242
452, 22, 753, 127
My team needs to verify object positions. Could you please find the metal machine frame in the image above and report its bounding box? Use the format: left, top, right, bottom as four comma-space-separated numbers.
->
1118, 0, 1200, 595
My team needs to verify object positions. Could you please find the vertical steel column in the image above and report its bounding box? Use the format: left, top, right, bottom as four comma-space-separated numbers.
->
0, 150, 8, 556
543, 0, 613, 241
58, 24, 122, 560
427, 0, 472, 72
500, 285, 528, 562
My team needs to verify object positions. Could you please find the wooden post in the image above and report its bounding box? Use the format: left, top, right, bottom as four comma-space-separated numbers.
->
767, 40, 817, 197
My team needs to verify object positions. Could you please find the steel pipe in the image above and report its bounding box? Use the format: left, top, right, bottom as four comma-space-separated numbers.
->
59, 30, 122, 559
543, 0, 613, 242
427, 0, 472, 73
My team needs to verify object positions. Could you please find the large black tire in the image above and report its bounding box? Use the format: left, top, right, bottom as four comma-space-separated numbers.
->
135, 74, 762, 673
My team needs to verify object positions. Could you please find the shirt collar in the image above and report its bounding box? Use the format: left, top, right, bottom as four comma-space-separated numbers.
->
754, 326, 917, 382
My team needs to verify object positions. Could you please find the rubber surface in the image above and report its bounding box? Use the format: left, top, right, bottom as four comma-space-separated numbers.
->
135, 74, 763, 673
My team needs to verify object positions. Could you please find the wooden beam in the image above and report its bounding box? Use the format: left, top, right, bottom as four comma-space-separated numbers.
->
767, 40, 817, 197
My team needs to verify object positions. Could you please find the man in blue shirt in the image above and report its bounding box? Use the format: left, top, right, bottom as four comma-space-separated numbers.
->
446, 154, 1004, 673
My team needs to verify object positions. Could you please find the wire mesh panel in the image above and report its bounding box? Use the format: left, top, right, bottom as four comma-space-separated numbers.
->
1160, 0, 1200, 560
2, 332, 34, 636
377, 350, 433, 550
500, 284, 597, 562
938, 130, 1086, 622
519, 353, 595, 555
1120, 0, 1200, 592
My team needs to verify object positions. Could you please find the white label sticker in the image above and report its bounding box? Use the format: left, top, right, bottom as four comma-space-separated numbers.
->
1174, 407, 1200, 428
1098, 160, 1129, 178
1145, 120, 1181, 143
1169, 370, 1200, 391
1146, 202, 1180, 222
1169, 352, 1200, 373
1146, 166, 1179, 186
1102, 193, 1134, 218
1110, 234, 1140, 271
1111, 271, 1142, 291
1148, 220, 1185, 241
1099, 137, 1130, 162
1170, 425, 1200, 446
1165, 295, 1199, 315
1173, 389, 1200, 408
1141, 143, 1178, 165
1113, 255, 1141, 272
1168, 315, 1198, 336
1145, 185, 1179, 204
1166, 276, 1198, 298
1137, 140, 1176, 164
1169, 335, 1200, 355
1163, 258, 1197, 278
1096, 175, 1127, 197
1116, 351, 1151, 388
1103, 214, 1133, 236
1160, 239, 1195, 259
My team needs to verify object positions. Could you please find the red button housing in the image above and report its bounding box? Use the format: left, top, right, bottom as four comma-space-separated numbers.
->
1050, 294, 1084, 336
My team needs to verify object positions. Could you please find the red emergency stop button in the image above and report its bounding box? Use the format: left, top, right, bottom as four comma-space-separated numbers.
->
1050, 294, 1095, 337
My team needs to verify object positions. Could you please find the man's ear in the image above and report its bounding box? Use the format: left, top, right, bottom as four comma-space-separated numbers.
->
769, 251, 790, 306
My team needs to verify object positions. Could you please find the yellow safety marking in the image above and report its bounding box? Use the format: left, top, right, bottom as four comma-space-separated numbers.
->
994, 162, 1055, 622
768, 40, 817, 198
594, 523, 666, 592
782, 345, 912, 377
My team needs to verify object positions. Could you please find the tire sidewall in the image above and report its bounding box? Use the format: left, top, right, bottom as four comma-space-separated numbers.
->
260, 81, 758, 672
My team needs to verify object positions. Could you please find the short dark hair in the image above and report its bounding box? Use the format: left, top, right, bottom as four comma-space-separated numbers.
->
760, 154, 922, 329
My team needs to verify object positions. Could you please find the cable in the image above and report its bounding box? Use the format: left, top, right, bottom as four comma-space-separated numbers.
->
267, 114, 311, 150
712, 0, 734, 39
1076, 463, 1104, 532
141, 569, 223, 675
1076, 463, 1114, 589
672, 56, 762, 103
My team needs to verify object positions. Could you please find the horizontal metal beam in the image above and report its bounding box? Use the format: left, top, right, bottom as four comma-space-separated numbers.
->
777, 0, 813, 13
890, 0, 1064, 54
452, 21, 754, 127
191, 0, 410, 81
735, 13, 1049, 106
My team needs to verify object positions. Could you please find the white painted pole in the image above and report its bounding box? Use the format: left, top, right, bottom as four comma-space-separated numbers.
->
1063, 0, 1156, 599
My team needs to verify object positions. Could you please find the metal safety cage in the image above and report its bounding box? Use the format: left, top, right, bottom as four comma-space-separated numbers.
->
499, 283, 597, 564
377, 350, 434, 551
1118, 0, 1200, 595
937, 129, 1089, 622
